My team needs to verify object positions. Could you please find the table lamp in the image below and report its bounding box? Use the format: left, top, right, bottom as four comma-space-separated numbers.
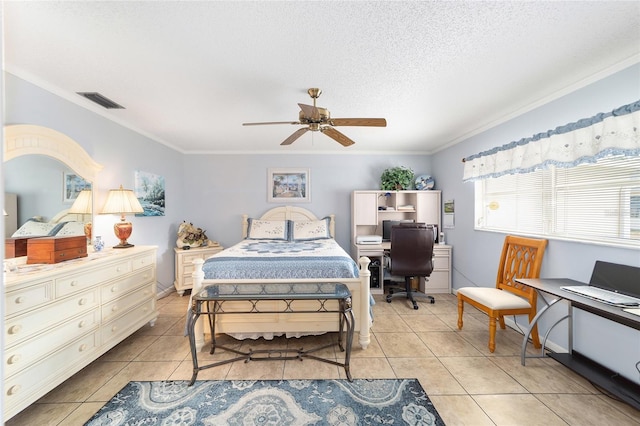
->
100, 185, 144, 248
68, 189, 93, 243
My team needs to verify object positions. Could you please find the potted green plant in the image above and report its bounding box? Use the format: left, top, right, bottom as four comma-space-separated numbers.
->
380, 166, 414, 190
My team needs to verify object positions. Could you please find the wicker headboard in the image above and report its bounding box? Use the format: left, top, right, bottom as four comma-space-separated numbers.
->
241, 206, 336, 238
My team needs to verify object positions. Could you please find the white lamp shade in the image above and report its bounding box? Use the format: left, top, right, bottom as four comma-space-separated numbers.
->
68, 190, 93, 214
101, 185, 144, 215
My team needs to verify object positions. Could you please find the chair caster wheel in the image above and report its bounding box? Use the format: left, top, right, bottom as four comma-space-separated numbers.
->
386, 295, 392, 303
412, 302, 419, 310
430, 299, 435, 304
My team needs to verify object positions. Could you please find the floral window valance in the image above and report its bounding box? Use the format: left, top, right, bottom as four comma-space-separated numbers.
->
462, 100, 640, 182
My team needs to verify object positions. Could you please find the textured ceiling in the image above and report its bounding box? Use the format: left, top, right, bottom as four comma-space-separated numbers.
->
4, 1, 640, 154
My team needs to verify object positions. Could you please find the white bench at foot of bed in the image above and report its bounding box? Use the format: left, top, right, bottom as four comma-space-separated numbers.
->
190, 256, 371, 351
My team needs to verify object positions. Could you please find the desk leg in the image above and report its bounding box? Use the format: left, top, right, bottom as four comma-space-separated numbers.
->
521, 292, 566, 366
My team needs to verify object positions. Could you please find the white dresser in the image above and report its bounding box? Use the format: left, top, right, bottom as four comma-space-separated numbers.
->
3, 246, 158, 420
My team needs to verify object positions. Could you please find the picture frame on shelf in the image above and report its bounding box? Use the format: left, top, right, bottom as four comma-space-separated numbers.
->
268, 168, 310, 203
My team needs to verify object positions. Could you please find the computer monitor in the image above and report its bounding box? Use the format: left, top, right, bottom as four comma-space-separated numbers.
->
382, 219, 414, 241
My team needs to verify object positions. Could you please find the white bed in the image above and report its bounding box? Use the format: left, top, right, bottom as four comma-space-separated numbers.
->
190, 206, 372, 350
11, 209, 89, 239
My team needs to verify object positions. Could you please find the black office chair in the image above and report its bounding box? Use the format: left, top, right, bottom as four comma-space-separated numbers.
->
385, 223, 435, 310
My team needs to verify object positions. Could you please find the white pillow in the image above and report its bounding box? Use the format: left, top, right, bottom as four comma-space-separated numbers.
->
12, 220, 56, 237
246, 219, 289, 240
290, 217, 331, 241
54, 221, 87, 237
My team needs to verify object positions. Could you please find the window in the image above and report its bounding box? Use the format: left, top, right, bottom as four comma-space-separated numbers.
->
475, 155, 640, 247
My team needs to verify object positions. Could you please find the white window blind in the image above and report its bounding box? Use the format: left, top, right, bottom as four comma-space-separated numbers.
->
475, 155, 640, 247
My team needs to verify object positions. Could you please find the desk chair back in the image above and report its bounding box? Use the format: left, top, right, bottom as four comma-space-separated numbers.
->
386, 223, 435, 309
389, 224, 434, 277
457, 235, 547, 352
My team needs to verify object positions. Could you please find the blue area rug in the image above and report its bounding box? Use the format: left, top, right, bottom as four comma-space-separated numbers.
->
85, 379, 445, 425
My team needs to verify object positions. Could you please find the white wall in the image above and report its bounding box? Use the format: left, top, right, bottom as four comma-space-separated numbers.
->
432, 62, 640, 383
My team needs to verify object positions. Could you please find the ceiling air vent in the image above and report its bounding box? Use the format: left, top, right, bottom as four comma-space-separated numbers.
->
77, 92, 125, 109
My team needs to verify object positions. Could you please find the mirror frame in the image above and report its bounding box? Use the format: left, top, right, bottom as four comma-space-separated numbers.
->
4, 124, 103, 239
4, 124, 103, 181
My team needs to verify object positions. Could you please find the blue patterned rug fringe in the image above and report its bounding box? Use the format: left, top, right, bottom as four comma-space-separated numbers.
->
85, 379, 445, 425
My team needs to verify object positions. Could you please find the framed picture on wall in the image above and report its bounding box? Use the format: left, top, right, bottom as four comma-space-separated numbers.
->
134, 170, 166, 216
268, 168, 310, 203
63, 172, 91, 203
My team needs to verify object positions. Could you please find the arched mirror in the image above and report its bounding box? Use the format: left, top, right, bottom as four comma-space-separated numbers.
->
4, 125, 103, 257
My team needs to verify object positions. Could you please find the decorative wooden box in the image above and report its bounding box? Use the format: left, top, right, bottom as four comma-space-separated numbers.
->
27, 236, 88, 264
5, 238, 30, 258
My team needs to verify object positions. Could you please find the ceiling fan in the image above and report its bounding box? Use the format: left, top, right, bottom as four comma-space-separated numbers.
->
242, 88, 387, 146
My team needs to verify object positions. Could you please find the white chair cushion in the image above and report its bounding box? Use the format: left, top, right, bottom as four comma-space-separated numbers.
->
458, 287, 530, 310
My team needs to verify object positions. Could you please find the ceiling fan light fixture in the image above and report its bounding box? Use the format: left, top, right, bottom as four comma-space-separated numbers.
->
243, 87, 386, 146
307, 88, 322, 99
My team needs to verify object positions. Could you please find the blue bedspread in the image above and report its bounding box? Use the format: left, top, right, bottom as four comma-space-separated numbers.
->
202, 239, 360, 280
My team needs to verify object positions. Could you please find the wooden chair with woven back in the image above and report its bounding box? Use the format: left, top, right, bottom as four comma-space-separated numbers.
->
457, 235, 548, 353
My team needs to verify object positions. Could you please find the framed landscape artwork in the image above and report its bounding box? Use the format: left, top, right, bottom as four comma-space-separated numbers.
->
134, 170, 166, 216
63, 172, 91, 203
268, 168, 310, 203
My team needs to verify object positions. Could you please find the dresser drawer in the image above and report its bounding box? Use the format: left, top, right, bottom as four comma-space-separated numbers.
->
101, 267, 155, 304
5, 310, 99, 378
5, 281, 54, 317
56, 259, 131, 297
101, 282, 155, 323
4, 332, 98, 410
5, 289, 99, 348
102, 298, 156, 345
132, 252, 155, 271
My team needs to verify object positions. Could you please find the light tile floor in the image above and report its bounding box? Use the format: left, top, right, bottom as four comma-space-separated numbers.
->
6, 292, 640, 425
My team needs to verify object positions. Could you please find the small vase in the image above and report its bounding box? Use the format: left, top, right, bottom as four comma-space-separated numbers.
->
94, 236, 105, 252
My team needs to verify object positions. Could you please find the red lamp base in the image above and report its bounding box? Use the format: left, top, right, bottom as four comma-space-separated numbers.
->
113, 220, 135, 249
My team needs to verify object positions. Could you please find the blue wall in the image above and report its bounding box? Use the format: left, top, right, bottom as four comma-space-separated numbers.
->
3, 72, 436, 294
4, 64, 639, 381
432, 62, 640, 382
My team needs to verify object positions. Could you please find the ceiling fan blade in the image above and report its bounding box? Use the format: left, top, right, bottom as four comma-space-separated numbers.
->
298, 103, 321, 120
321, 127, 355, 147
330, 118, 387, 127
243, 121, 300, 126
281, 128, 309, 145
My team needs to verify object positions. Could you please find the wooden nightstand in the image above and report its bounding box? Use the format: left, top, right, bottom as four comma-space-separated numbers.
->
174, 243, 223, 296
